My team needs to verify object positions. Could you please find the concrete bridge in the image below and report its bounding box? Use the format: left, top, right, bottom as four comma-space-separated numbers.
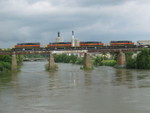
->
0, 48, 143, 71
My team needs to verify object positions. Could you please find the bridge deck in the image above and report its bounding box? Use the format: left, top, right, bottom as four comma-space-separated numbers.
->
0, 48, 145, 55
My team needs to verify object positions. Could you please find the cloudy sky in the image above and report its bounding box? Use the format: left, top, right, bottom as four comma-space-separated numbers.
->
0, 0, 150, 48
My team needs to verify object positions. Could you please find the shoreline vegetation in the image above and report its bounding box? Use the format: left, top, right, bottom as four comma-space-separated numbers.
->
52, 49, 150, 70
0, 55, 24, 72
126, 49, 150, 69
53, 53, 117, 68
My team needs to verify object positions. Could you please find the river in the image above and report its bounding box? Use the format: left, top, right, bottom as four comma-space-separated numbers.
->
0, 61, 150, 113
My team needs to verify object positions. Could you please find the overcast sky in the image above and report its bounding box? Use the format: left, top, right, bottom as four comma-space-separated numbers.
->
0, 0, 150, 48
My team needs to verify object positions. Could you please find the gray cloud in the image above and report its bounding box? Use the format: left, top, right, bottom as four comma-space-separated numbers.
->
0, 0, 150, 48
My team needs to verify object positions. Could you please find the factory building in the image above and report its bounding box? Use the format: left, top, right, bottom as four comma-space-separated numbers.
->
55, 32, 63, 42
71, 31, 80, 47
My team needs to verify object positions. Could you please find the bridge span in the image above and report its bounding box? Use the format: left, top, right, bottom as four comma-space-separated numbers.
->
0, 48, 142, 55
0, 48, 144, 71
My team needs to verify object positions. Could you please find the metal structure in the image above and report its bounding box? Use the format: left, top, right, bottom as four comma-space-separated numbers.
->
0, 47, 143, 55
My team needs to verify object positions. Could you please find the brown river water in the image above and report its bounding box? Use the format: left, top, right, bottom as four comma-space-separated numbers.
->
0, 61, 150, 113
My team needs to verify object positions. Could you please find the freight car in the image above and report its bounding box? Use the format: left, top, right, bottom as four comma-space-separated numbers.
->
13, 42, 41, 51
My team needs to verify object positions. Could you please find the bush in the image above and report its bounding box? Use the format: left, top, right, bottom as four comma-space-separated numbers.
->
126, 49, 150, 69
101, 60, 117, 66
136, 49, 150, 69
0, 61, 11, 71
126, 54, 136, 69
93, 56, 103, 66
75, 57, 84, 65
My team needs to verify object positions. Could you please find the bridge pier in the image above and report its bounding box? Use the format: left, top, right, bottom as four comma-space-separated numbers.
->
117, 51, 126, 68
11, 52, 17, 71
83, 53, 93, 69
49, 52, 55, 70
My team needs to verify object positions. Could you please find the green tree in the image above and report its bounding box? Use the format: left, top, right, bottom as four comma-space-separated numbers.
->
126, 56, 136, 68
0, 55, 11, 71
0, 55, 11, 63
126, 52, 136, 68
75, 57, 83, 65
93, 56, 103, 66
17, 55, 24, 65
136, 49, 150, 69
70, 55, 77, 64
101, 60, 117, 66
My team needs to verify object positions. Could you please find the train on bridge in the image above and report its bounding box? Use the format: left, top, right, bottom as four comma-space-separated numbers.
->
12, 40, 150, 51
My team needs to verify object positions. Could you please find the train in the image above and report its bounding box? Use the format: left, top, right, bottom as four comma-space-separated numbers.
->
13, 40, 150, 51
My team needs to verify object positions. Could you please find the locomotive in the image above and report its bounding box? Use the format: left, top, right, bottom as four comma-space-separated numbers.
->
110, 41, 134, 46
46, 42, 72, 50
80, 41, 104, 49
13, 42, 41, 51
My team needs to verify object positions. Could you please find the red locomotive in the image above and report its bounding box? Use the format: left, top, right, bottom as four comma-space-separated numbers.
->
13, 43, 41, 50
110, 41, 134, 46
46, 42, 71, 49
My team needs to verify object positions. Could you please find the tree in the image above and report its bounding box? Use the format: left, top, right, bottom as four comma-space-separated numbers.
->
126, 52, 136, 68
0, 55, 11, 71
93, 56, 103, 66
17, 55, 24, 65
69, 55, 77, 64
136, 49, 150, 69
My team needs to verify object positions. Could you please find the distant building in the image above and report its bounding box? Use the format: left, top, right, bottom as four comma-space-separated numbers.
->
56, 37, 63, 42
55, 32, 63, 42
71, 31, 80, 47
75, 38, 80, 47
71, 31, 75, 47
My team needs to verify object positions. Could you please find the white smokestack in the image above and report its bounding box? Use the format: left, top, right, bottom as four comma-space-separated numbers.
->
71, 31, 75, 47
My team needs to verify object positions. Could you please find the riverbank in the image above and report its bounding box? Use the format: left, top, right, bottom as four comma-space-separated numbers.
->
0, 55, 24, 72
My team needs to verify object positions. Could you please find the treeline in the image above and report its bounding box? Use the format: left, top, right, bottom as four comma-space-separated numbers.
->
126, 49, 150, 69
0, 55, 12, 71
93, 55, 117, 66
54, 54, 83, 65
54, 54, 117, 66
24, 54, 48, 58
54, 49, 150, 70
0, 55, 24, 72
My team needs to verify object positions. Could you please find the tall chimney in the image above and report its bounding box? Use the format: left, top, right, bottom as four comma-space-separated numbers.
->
56, 32, 62, 42
71, 30, 75, 47
58, 32, 60, 37
72, 31, 74, 36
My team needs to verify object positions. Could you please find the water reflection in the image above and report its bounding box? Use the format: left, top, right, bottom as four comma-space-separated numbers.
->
114, 68, 150, 88
0, 72, 12, 88
84, 70, 92, 86
115, 69, 127, 85
49, 71, 55, 90
11, 72, 19, 88
114, 69, 139, 87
